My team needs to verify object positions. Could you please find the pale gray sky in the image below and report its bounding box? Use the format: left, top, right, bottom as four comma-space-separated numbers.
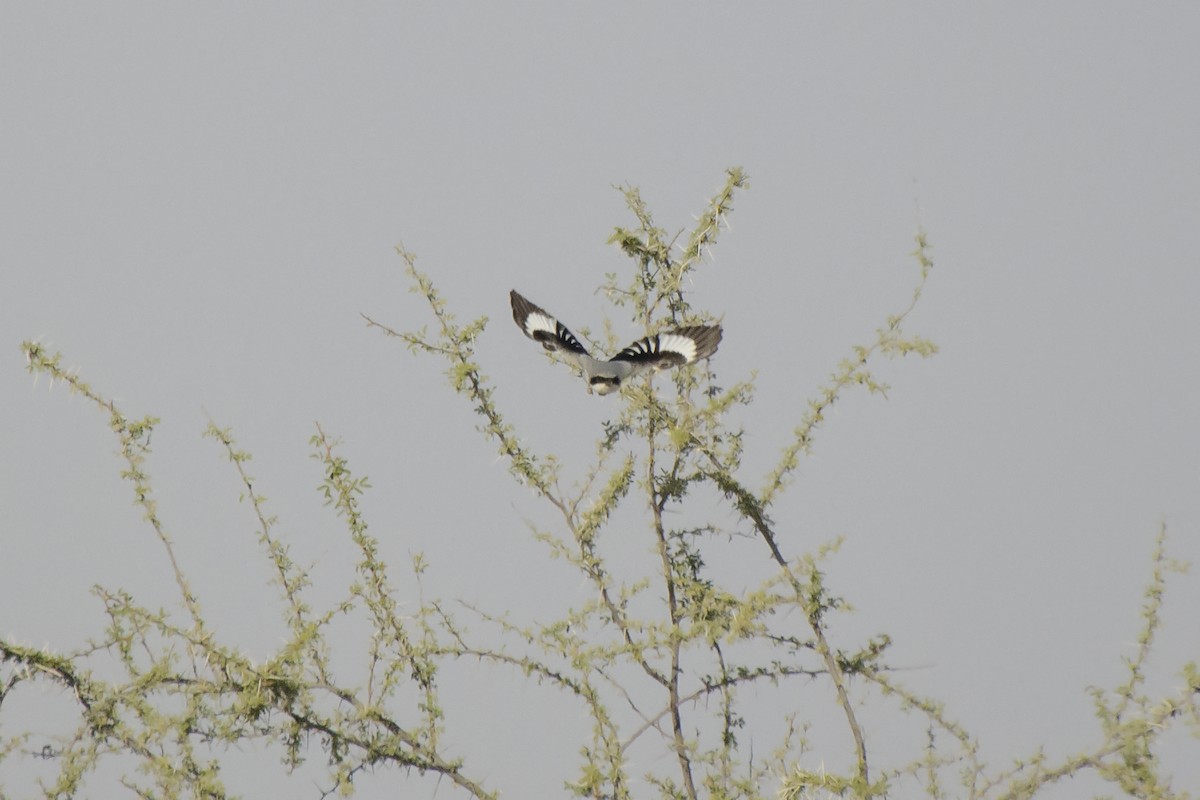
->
3, 4, 1198, 798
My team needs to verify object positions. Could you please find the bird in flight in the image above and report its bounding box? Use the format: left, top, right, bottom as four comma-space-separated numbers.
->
510, 290, 722, 395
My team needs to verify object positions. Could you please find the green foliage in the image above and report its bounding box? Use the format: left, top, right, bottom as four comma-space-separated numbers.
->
5, 172, 1197, 800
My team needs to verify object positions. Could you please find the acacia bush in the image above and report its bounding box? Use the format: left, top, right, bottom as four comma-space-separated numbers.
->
3, 170, 1197, 799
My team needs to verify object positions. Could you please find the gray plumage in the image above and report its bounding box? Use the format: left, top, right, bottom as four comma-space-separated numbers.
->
510, 290, 722, 395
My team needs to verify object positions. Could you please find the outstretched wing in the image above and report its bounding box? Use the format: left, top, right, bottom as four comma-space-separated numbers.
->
510, 290, 590, 364
609, 325, 723, 376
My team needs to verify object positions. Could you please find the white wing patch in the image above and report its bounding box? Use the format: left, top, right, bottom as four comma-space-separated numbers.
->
656, 333, 699, 363
524, 311, 558, 339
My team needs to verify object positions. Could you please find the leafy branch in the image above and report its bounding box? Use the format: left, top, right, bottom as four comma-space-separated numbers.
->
7, 171, 1196, 800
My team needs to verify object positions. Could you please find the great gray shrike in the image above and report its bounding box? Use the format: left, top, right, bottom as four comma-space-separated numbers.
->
510, 290, 722, 395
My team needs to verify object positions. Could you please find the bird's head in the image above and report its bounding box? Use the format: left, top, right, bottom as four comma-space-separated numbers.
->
588, 376, 621, 396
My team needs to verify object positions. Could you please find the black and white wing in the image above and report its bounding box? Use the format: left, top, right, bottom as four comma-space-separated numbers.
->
510, 290, 590, 367
609, 325, 723, 377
